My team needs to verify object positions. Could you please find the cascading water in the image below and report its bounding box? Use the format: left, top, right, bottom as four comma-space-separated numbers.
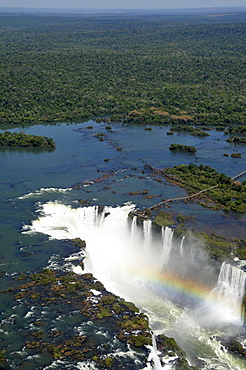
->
143, 219, 152, 248
25, 202, 246, 370
131, 215, 137, 235
179, 236, 185, 256
161, 226, 174, 265
212, 262, 246, 325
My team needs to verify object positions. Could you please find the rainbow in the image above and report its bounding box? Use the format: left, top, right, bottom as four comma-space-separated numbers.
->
145, 269, 212, 301
129, 265, 243, 321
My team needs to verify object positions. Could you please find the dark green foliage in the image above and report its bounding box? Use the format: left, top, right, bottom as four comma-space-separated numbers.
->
156, 334, 186, 358
174, 358, 199, 370
176, 214, 195, 222
155, 334, 199, 370
0, 131, 55, 148
153, 211, 176, 227
165, 164, 246, 213
227, 136, 246, 144
231, 153, 242, 158
170, 126, 210, 136
238, 240, 246, 260
0, 13, 245, 126
169, 144, 197, 153
0, 350, 6, 367
225, 125, 246, 134
30, 269, 57, 285
195, 232, 238, 260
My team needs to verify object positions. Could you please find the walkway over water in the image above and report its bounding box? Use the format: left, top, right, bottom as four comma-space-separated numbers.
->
231, 170, 246, 181
142, 164, 245, 211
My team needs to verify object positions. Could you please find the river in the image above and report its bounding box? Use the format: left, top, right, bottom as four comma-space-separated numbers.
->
0, 120, 246, 369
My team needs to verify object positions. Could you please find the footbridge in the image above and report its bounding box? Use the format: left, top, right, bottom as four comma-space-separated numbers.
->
142, 164, 245, 212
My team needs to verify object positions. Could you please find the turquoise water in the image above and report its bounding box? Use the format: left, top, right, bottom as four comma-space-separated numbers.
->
0, 120, 246, 369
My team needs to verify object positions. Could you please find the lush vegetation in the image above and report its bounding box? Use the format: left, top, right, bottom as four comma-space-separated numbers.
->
155, 334, 199, 370
0, 12, 245, 126
231, 152, 242, 158
226, 136, 246, 144
0, 131, 55, 148
225, 125, 246, 134
169, 143, 197, 153
123, 108, 193, 125
169, 126, 210, 136
164, 164, 246, 213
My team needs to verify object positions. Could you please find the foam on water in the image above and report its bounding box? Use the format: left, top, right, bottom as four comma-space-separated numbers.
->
18, 187, 71, 200
24, 202, 246, 370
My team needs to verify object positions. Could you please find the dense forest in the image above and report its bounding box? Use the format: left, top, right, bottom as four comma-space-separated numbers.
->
0, 131, 55, 148
0, 11, 245, 126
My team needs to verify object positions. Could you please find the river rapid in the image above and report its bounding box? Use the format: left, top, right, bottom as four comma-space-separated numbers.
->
0, 120, 246, 369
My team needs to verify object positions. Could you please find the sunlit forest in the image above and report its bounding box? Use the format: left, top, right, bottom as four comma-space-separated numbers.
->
0, 11, 245, 126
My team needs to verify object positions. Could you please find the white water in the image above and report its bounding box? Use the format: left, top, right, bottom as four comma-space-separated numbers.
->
143, 220, 152, 249
24, 202, 246, 370
213, 262, 246, 325
179, 236, 185, 256
161, 226, 174, 265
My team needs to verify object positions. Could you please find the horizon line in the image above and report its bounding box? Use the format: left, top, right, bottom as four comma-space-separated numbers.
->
1, 5, 246, 11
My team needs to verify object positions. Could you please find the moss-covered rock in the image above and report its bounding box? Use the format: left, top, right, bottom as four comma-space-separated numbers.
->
0, 350, 7, 368
176, 214, 195, 223
195, 232, 243, 261
156, 334, 199, 370
156, 334, 186, 358
219, 337, 246, 358
173, 357, 199, 370
2, 269, 153, 367
72, 238, 86, 248
153, 211, 175, 227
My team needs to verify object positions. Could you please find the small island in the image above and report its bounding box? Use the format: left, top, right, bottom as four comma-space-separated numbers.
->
226, 136, 246, 144
0, 131, 56, 149
169, 126, 210, 137
169, 143, 197, 153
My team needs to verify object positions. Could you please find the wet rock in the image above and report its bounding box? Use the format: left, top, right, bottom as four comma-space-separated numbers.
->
219, 337, 246, 358
72, 238, 86, 249
2, 269, 153, 368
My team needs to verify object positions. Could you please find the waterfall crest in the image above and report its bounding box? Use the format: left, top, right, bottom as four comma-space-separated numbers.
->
25, 203, 246, 324
24, 202, 246, 370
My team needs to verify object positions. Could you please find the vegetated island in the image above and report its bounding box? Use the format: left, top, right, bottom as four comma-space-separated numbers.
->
169, 143, 197, 153
145, 164, 246, 214
226, 136, 246, 144
0, 131, 55, 148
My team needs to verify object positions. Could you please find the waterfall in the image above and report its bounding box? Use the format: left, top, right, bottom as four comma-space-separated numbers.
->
147, 336, 165, 370
161, 226, 174, 265
131, 215, 137, 235
143, 219, 152, 248
180, 236, 185, 256
213, 262, 246, 325
25, 202, 246, 370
